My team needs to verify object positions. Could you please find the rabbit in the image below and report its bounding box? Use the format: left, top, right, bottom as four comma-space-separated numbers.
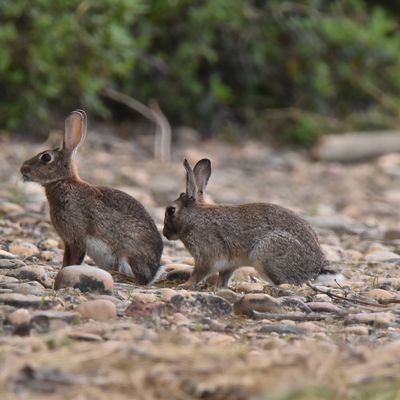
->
20, 110, 163, 284
163, 158, 327, 289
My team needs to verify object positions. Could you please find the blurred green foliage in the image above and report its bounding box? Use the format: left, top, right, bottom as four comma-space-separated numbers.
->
0, 0, 145, 128
1, 0, 400, 144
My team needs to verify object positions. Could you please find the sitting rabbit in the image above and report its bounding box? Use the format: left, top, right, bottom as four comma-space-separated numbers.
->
163, 158, 327, 288
21, 110, 162, 284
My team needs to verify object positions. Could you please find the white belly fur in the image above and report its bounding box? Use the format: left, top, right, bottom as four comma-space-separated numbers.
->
86, 237, 134, 277
212, 257, 250, 272
86, 237, 115, 270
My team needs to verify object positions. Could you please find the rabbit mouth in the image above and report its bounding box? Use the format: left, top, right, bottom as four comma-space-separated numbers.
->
21, 173, 32, 182
163, 226, 179, 240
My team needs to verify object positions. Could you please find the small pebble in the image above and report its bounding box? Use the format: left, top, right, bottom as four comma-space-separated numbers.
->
235, 282, 264, 294
9, 240, 39, 258
234, 294, 280, 316
77, 299, 117, 321
305, 302, 342, 313
0, 250, 17, 260
365, 288, 396, 301
7, 309, 31, 327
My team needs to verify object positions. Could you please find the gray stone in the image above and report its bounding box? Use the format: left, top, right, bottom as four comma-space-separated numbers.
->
0, 249, 17, 259
258, 324, 306, 335
32, 310, 80, 324
169, 292, 232, 318
234, 294, 280, 316
6, 265, 52, 288
0, 293, 53, 308
0, 259, 25, 269
235, 282, 265, 293
9, 240, 39, 258
345, 312, 395, 327
54, 265, 114, 294
305, 302, 342, 313
215, 289, 241, 303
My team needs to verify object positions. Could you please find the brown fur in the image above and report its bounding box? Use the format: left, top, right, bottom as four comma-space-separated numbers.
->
163, 159, 326, 288
21, 110, 162, 284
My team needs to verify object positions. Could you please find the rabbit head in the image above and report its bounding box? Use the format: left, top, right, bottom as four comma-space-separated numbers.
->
163, 158, 211, 240
20, 110, 87, 185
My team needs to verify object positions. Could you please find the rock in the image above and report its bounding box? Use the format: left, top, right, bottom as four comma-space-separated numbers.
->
166, 269, 192, 283
7, 309, 31, 327
235, 282, 264, 293
125, 299, 166, 318
345, 312, 395, 327
77, 300, 117, 321
279, 296, 311, 313
215, 289, 241, 303
170, 293, 232, 318
376, 278, 400, 290
232, 267, 259, 281
6, 265, 52, 288
5, 282, 47, 296
365, 289, 397, 301
321, 244, 344, 262
164, 263, 193, 272
234, 294, 280, 316
206, 333, 236, 345
315, 131, 400, 162
158, 288, 179, 302
384, 229, 400, 240
54, 265, 114, 294
0, 293, 53, 308
343, 325, 370, 336
67, 332, 103, 342
40, 251, 55, 261
313, 294, 332, 303
9, 240, 39, 258
305, 216, 366, 235
258, 324, 306, 335
0, 201, 24, 214
365, 251, 400, 263
0, 249, 17, 259
345, 250, 363, 261
37, 238, 59, 250
366, 243, 388, 254
305, 302, 342, 313
32, 310, 80, 324
168, 312, 190, 326
0, 259, 25, 269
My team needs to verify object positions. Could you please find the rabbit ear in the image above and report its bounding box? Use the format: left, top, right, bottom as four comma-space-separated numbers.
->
183, 159, 197, 199
193, 159, 211, 200
63, 110, 87, 154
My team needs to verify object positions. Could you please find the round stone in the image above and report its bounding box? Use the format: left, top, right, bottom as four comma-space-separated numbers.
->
9, 240, 39, 258
76, 299, 117, 321
233, 293, 280, 316
7, 309, 31, 326
54, 265, 114, 294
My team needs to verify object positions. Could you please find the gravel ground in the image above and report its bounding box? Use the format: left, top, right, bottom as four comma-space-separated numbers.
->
1, 130, 400, 399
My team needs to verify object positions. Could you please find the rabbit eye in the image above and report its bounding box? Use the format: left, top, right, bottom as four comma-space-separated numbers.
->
40, 153, 53, 164
167, 206, 176, 216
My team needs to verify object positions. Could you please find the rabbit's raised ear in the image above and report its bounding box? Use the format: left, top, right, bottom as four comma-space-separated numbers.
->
63, 110, 87, 154
183, 159, 197, 199
193, 159, 211, 200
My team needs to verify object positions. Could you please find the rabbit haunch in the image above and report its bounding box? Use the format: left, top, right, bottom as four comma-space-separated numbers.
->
163, 159, 328, 288
21, 110, 162, 284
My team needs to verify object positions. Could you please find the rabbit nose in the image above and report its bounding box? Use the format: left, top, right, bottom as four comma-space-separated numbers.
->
20, 164, 30, 174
